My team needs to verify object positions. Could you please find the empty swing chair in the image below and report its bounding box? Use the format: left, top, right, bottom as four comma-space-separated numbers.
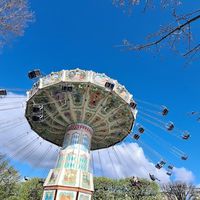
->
166, 121, 174, 131
155, 163, 162, 169
168, 165, 173, 170
182, 131, 190, 140
161, 106, 169, 116
32, 115, 44, 122
28, 69, 41, 79
181, 155, 188, 161
160, 160, 166, 166
130, 101, 137, 109
0, 89, 7, 97
32, 105, 43, 113
61, 85, 73, 92
155, 160, 166, 169
133, 134, 140, 140
166, 171, 172, 176
138, 126, 145, 134
105, 81, 115, 91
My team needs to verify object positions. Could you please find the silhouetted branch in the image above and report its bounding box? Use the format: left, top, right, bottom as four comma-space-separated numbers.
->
113, 0, 200, 64
183, 44, 200, 57
122, 14, 200, 51
115, 9, 200, 63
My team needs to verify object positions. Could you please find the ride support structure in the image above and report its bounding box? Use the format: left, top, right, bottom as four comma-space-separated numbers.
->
42, 123, 94, 200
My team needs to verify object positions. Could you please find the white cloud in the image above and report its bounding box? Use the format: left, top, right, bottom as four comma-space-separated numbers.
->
196, 184, 200, 188
0, 93, 59, 169
173, 167, 195, 183
0, 93, 195, 184
93, 143, 170, 183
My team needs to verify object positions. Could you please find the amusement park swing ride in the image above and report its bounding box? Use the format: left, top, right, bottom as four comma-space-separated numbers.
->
0, 68, 190, 200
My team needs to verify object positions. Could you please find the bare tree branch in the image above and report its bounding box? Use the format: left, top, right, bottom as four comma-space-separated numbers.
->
183, 44, 200, 57
113, 0, 200, 64
113, 0, 183, 12
125, 14, 200, 51
0, 0, 34, 49
114, 7, 200, 64
162, 182, 197, 200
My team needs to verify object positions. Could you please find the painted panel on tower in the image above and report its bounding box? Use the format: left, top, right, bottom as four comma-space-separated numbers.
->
70, 132, 80, 147
48, 169, 60, 185
78, 154, 88, 171
62, 169, 77, 186
81, 172, 91, 189
42, 190, 55, 200
57, 190, 76, 200
82, 134, 90, 152
65, 152, 77, 169
78, 193, 91, 200
57, 153, 64, 168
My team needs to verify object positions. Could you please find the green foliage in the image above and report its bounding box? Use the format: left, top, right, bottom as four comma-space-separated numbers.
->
2, 153, 198, 200
5, 196, 20, 200
0, 154, 43, 200
18, 178, 44, 200
0, 155, 20, 200
93, 176, 162, 200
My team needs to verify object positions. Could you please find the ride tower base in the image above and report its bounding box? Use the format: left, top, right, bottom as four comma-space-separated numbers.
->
42, 124, 94, 200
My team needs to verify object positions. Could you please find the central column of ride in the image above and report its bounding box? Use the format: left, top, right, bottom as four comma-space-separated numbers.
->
42, 124, 94, 200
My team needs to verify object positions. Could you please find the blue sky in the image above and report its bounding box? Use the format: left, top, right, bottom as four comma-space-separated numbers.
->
0, 0, 200, 184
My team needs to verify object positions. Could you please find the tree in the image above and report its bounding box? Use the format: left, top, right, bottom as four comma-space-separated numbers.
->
162, 182, 197, 200
93, 176, 161, 200
113, 0, 200, 64
0, 0, 33, 49
18, 178, 44, 200
0, 154, 20, 199
112, 0, 182, 10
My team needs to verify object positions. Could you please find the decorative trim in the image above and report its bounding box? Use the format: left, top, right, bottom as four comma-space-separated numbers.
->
67, 124, 93, 135
44, 186, 93, 194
